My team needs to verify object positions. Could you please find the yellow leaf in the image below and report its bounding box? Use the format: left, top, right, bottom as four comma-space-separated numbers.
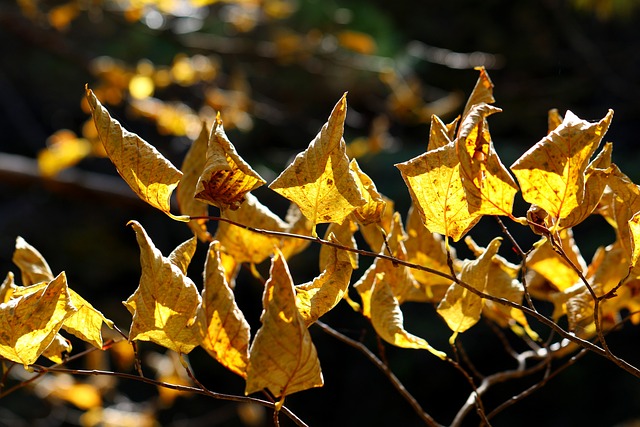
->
405, 205, 454, 301
352, 263, 376, 318
510, 109, 613, 230
548, 109, 563, 133
370, 273, 446, 359
629, 214, 640, 272
358, 195, 394, 253
269, 94, 365, 234
197, 241, 250, 378
245, 249, 323, 402
42, 334, 72, 363
12, 236, 54, 285
124, 221, 201, 353
12, 237, 114, 348
461, 66, 495, 121
427, 114, 454, 151
279, 203, 314, 260
296, 234, 354, 327
86, 87, 188, 221
194, 114, 266, 209
456, 103, 518, 217
349, 159, 386, 225
319, 218, 358, 271
214, 193, 288, 265
396, 141, 482, 241
0, 272, 76, 366
38, 130, 92, 177
437, 238, 502, 341
178, 123, 213, 242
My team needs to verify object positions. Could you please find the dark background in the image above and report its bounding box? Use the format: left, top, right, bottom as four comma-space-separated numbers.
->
1, 0, 640, 426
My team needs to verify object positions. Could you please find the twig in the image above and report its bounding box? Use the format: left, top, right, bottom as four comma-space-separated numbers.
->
314, 321, 443, 427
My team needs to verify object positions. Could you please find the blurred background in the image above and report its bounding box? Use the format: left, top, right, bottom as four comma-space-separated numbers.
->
1, 0, 640, 425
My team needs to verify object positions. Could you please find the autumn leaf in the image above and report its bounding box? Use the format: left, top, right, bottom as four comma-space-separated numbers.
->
296, 234, 354, 327
349, 158, 386, 226
319, 218, 358, 271
214, 193, 288, 265
0, 272, 76, 366
197, 241, 250, 378
86, 87, 188, 221
280, 203, 314, 260
194, 114, 266, 209
456, 103, 518, 217
12, 236, 54, 285
397, 140, 481, 242
461, 66, 495, 121
437, 237, 502, 342
124, 221, 201, 353
358, 195, 394, 253
38, 129, 92, 178
269, 94, 365, 234
427, 114, 454, 151
178, 123, 212, 242
42, 334, 73, 364
510, 109, 613, 230
370, 273, 447, 359
245, 249, 323, 404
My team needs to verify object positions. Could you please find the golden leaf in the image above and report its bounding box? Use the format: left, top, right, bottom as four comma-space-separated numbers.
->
124, 221, 201, 353
269, 94, 365, 234
510, 109, 613, 230
86, 87, 188, 221
214, 193, 288, 265
194, 114, 266, 209
548, 109, 563, 133
12, 237, 114, 348
279, 203, 314, 260
245, 250, 323, 403
352, 263, 376, 318
396, 141, 482, 241
319, 218, 358, 271
38, 130, 92, 177
437, 237, 502, 341
0, 273, 76, 366
461, 66, 495, 121
296, 234, 354, 327
178, 123, 212, 242
370, 273, 446, 359
42, 334, 72, 364
358, 195, 394, 253
456, 103, 518, 216
349, 159, 386, 226
427, 114, 454, 151
197, 241, 250, 378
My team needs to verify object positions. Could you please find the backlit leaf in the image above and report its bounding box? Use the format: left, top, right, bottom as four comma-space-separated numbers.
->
510, 109, 613, 230
194, 114, 266, 209
349, 158, 386, 225
245, 249, 323, 403
437, 237, 502, 341
12, 236, 54, 285
197, 241, 250, 378
461, 66, 495, 121
269, 94, 365, 234
0, 272, 76, 366
358, 195, 394, 253
319, 218, 358, 271
42, 334, 72, 364
427, 114, 454, 151
124, 221, 201, 353
397, 141, 481, 241
178, 123, 212, 242
370, 273, 446, 359
86, 87, 187, 221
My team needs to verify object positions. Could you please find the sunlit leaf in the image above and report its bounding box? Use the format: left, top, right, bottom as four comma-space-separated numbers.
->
197, 241, 250, 378
461, 66, 495, 121
194, 114, 266, 209
319, 218, 358, 271
349, 159, 386, 226
42, 334, 72, 364
280, 203, 314, 260
269, 94, 365, 234
510, 109, 613, 230
358, 195, 394, 253
12, 236, 54, 286
245, 250, 323, 404
124, 221, 201, 353
178, 123, 213, 242
427, 114, 454, 151
86, 87, 188, 221
437, 237, 502, 342
0, 273, 76, 366
370, 273, 446, 359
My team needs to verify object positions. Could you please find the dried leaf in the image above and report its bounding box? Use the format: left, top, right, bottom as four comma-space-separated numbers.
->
437, 238, 502, 341
296, 234, 354, 327
349, 159, 386, 225
42, 334, 72, 364
370, 273, 446, 359
197, 241, 250, 378
461, 66, 495, 121
12, 236, 54, 286
358, 195, 394, 253
511, 109, 613, 230
194, 114, 266, 209
0, 273, 76, 366
427, 114, 454, 151
178, 123, 212, 242
319, 218, 358, 271
86, 87, 187, 221
245, 250, 323, 403
397, 141, 481, 241
269, 94, 365, 234
124, 221, 201, 353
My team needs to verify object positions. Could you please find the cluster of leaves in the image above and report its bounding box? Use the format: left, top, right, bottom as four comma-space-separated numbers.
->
4, 66, 640, 425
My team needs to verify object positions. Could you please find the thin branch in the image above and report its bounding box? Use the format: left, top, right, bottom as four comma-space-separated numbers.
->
314, 321, 443, 427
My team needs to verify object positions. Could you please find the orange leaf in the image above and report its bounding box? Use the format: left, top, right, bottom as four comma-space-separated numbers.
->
245, 250, 323, 403
194, 114, 266, 209
197, 241, 250, 378
86, 87, 187, 221
124, 221, 201, 353
510, 109, 613, 230
269, 94, 365, 235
